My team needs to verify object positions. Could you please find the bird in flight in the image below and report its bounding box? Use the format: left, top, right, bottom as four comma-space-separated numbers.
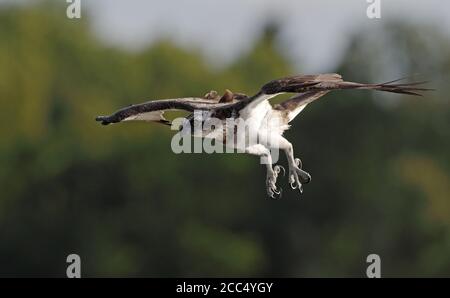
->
96, 74, 429, 198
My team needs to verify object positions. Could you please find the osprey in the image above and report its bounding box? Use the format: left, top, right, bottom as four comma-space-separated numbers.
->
96, 74, 429, 198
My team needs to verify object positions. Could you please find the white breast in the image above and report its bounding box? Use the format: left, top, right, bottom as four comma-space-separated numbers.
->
202, 96, 288, 150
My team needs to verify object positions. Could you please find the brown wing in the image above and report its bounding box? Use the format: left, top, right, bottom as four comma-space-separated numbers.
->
261, 73, 430, 96
270, 74, 431, 122
261, 73, 343, 94
95, 97, 230, 126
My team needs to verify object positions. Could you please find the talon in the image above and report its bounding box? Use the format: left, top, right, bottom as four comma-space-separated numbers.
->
273, 186, 281, 195
276, 187, 282, 199
274, 165, 280, 174
295, 158, 302, 168
267, 185, 282, 199
290, 181, 297, 189
296, 168, 311, 184
305, 173, 311, 184
279, 165, 286, 176
266, 166, 283, 199
289, 174, 295, 184
271, 186, 282, 199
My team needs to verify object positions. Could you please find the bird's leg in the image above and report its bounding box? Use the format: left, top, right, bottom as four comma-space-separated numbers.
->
279, 138, 311, 194
246, 144, 283, 199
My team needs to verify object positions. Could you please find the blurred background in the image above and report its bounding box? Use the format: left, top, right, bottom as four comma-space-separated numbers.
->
0, 0, 449, 277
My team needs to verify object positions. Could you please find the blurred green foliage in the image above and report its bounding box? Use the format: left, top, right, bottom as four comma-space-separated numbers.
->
0, 3, 449, 277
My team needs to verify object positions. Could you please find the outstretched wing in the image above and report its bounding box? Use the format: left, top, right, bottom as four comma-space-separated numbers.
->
95, 97, 229, 126
260, 73, 430, 95
256, 73, 431, 122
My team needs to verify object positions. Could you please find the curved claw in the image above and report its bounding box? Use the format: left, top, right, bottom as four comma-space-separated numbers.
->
289, 171, 305, 195
267, 165, 284, 199
276, 187, 282, 198
268, 185, 282, 199
274, 165, 286, 177
267, 180, 280, 199
273, 186, 281, 195
290, 182, 297, 190
270, 186, 282, 199
294, 158, 302, 169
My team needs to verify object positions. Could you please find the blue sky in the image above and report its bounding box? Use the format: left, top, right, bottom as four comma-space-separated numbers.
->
2, 0, 450, 71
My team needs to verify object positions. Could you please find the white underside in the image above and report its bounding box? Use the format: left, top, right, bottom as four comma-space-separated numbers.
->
202, 94, 292, 151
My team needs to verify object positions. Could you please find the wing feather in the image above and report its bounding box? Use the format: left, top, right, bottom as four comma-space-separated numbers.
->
95, 97, 230, 125
269, 74, 431, 122
260, 73, 430, 95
